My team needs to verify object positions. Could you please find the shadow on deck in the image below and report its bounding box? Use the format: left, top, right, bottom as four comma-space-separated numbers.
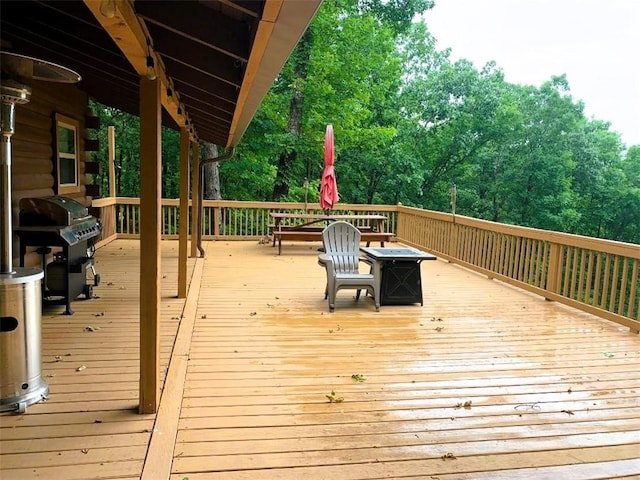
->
1, 239, 638, 480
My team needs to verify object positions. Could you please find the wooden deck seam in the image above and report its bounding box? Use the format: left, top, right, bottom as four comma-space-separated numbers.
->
140, 256, 205, 480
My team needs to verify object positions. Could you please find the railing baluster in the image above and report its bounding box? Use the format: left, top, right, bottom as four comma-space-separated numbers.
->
627, 260, 638, 320
600, 254, 612, 310
609, 256, 620, 314
617, 258, 629, 316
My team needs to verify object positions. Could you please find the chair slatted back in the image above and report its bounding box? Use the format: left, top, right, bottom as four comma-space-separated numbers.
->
322, 221, 361, 274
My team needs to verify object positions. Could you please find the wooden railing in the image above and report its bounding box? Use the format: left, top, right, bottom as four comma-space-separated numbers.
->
398, 205, 639, 333
91, 197, 638, 331
91, 197, 398, 241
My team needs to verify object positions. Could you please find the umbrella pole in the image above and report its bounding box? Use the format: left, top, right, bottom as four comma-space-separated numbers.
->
303, 177, 309, 211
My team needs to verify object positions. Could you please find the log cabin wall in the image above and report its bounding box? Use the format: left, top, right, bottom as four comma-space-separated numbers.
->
11, 80, 93, 268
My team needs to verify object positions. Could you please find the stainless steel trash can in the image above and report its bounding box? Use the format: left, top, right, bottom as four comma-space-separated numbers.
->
0, 267, 48, 413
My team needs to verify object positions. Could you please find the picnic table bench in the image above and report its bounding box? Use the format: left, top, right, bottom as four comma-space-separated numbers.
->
269, 213, 394, 255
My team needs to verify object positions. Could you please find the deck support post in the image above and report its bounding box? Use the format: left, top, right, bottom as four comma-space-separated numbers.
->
178, 128, 190, 298
190, 141, 200, 257
108, 126, 116, 197
139, 76, 162, 414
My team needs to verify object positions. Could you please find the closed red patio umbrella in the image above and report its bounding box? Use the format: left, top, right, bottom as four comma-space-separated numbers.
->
319, 124, 338, 212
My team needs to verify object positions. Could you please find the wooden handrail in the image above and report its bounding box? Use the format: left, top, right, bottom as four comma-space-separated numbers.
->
397, 205, 639, 333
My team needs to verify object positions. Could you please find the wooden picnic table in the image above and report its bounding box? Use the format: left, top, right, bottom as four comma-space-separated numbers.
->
269, 212, 393, 254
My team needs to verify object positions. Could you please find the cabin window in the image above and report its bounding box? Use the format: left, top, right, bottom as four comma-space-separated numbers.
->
55, 114, 80, 194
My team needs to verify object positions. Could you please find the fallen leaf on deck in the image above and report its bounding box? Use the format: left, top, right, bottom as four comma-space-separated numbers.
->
351, 374, 367, 382
84, 326, 100, 332
76, 365, 86, 372
326, 390, 344, 403
81, 449, 89, 454
561, 409, 575, 415
441, 452, 457, 460
603, 352, 614, 358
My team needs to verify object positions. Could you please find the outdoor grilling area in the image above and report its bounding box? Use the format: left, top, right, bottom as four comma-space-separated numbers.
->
16, 196, 101, 315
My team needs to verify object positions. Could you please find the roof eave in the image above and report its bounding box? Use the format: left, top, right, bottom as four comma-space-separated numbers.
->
225, 0, 322, 148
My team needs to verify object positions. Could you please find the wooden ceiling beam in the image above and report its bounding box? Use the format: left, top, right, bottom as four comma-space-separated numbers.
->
83, 0, 193, 139
135, 1, 251, 62
148, 24, 243, 88
162, 57, 239, 106
216, 0, 262, 18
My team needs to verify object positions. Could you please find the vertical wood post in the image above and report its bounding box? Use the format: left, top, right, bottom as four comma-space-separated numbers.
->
108, 125, 116, 198
214, 205, 220, 237
139, 76, 162, 414
178, 128, 190, 298
190, 141, 200, 258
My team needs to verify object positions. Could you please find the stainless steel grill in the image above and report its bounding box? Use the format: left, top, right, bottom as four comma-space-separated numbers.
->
16, 196, 101, 315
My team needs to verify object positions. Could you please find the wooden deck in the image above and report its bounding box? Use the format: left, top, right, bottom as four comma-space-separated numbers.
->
1, 239, 639, 479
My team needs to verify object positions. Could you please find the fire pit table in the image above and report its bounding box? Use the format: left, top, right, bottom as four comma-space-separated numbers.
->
360, 246, 437, 306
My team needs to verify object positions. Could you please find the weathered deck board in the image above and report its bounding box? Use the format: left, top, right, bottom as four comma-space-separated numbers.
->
1, 239, 638, 480
0, 240, 193, 480
171, 241, 639, 480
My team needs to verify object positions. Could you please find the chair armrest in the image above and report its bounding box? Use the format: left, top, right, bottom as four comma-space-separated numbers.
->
318, 253, 332, 265
318, 253, 336, 276
360, 255, 374, 266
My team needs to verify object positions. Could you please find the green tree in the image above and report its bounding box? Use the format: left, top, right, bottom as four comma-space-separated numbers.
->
236, 0, 434, 202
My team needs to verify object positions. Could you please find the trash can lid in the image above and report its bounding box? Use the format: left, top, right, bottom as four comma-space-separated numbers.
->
0, 268, 44, 285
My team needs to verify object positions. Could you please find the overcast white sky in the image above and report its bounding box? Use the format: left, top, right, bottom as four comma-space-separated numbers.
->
423, 0, 640, 148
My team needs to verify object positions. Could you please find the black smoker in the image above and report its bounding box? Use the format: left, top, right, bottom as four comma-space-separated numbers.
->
16, 196, 101, 315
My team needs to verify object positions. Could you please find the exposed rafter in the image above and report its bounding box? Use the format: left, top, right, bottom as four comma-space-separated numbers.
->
83, 0, 194, 139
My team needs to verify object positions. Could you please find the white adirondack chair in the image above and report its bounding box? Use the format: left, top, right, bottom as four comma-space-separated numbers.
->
318, 221, 380, 312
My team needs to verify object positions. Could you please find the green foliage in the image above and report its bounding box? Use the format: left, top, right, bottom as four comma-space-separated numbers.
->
88, 1, 639, 244
89, 100, 181, 198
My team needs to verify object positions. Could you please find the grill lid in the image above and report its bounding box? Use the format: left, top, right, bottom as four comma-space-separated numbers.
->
19, 196, 90, 226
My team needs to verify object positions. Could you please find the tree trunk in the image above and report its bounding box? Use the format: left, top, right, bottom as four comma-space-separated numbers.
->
272, 28, 313, 201
202, 142, 221, 200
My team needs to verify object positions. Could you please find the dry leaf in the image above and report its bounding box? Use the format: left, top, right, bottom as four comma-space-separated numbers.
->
76, 365, 86, 372
326, 390, 344, 403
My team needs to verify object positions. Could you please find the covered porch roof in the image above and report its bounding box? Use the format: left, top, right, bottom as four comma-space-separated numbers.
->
0, 0, 322, 146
